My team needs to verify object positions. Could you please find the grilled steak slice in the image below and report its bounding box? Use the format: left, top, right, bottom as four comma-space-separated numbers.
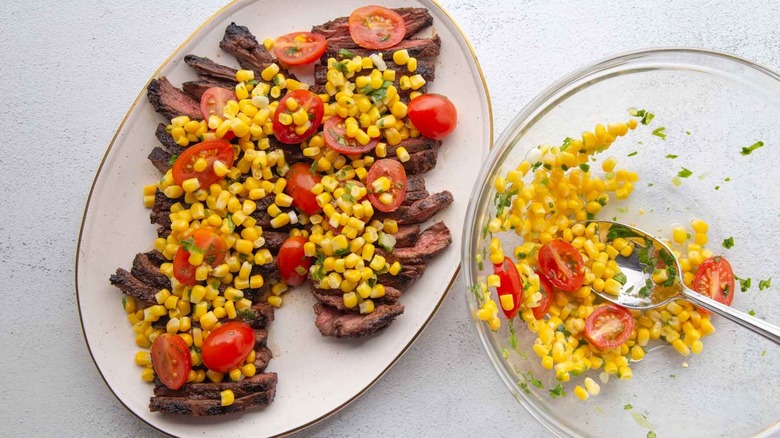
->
254, 345, 273, 373
387, 138, 441, 156
149, 387, 275, 416
220, 23, 275, 74
394, 149, 437, 175
261, 231, 287, 253
155, 123, 185, 155
148, 147, 171, 174
254, 329, 268, 348
182, 79, 236, 100
378, 263, 426, 291
147, 77, 202, 121
150, 190, 178, 237
153, 373, 276, 400
394, 224, 421, 248
184, 54, 239, 82
236, 303, 275, 329
388, 221, 451, 265
313, 303, 404, 338
131, 251, 169, 290
405, 174, 426, 192
312, 7, 433, 40
402, 190, 429, 206
381, 191, 453, 225
110, 268, 159, 306
322, 35, 441, 61
313, 59, 435, 85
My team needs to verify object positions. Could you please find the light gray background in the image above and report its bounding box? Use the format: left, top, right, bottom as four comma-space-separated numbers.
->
1, 0, 778, 437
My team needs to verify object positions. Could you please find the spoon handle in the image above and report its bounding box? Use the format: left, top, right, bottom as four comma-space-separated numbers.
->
681, 288, 780, 345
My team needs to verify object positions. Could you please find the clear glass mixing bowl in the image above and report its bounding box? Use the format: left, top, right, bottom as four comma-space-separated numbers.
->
462, 48, 780, 437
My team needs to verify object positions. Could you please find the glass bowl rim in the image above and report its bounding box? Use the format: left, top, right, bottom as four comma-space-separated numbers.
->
460, 46, 780, 438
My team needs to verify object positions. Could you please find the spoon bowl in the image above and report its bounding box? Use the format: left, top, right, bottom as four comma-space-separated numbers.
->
585, 220, 780, 345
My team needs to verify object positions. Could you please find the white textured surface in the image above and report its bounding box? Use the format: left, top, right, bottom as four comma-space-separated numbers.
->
1, 1, 779, 437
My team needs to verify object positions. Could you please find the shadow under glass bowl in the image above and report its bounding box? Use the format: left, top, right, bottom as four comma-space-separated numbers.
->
462, 48, 780, 438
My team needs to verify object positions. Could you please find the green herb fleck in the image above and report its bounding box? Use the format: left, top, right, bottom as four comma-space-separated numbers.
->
628, 108, 655, 125
722, 237, 734, 249
652, 127, 667, 140
678, 167, 693, 178
648, 432, 657, 438
613, 272, 628, 285
338, 48, 355, 58
759, 278, 772, 291
647, 183, 654, 187
168, 154, 179, 168
762, 351, 767, 356
508, 319, 519, 349
494, 188, 518, 216
561, 137, 573, 151
627, 151, 638, 157
736, 276, 751, 292
671, 177, 682, 187
555, 324, 571, 337
740, 141, 764, 156
549, 384, 566, 398
665, 154, 678, 159
749, 310, 756, 316
501, 348, 509, 359
624, 404, 633, 410
179, 238, 204, 254
579, 163, 590, 172
714, 186, 720, 190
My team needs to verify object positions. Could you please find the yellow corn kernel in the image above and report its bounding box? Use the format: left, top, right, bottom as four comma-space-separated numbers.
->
407, 57, 418, 72
392, 49, 409, 65
690, 219, 708, 234
574, 385, 589, 401
672, 338, 691, 356
220, 389, 235, 406
396, 146, 410, 162
409, 74, 426, 90
618, 366, 633, 380
261, 63, 280, 82
134, 351, 152, 366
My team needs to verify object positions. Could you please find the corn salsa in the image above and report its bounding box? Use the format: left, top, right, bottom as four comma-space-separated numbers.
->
475, 115, 724, 400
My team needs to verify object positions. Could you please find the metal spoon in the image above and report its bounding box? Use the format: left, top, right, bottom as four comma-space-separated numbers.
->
584, 220, 780, 345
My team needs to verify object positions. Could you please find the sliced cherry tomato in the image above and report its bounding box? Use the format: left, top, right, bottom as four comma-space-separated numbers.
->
273, 32, 327, 66
494, 256, 523, 319
348, 6, 406, 50
366, 159, 407, 212
407, 94, 458, 140
273, 90, 324, 144
172, 139, 234, 187
200, 87, 237, 120
172, 228, 228, 286
201, 322, 255, 374
322, 116, 378, 154
693, 256, 735, 314
151, 334, 191, 390
538, 239, 585, 292
532, 271, 553, 320
277, 236, 312, 286
285, 162, 322, 215
584, 304, 635, 350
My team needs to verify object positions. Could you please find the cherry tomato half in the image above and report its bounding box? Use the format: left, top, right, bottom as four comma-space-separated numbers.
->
532, 271, 553, 320
366, 159, 407, 212
273, 90, 324, 144
348, 6, 406, 50
538, 239, 585, 292
494, 256, 523, 319
693, 256, 735, 314
151, 334, 192, 390
201, 322, 255, 374
273, 32, 327, 66
285, 162, 322, 215
171, 139, 234, 188
200, 87, 237, 120
407, 94, 458, 140
323, 116, 378, 155
584, 304, 635, 350
172, 228, 228, 286
277, 236, 312, 286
